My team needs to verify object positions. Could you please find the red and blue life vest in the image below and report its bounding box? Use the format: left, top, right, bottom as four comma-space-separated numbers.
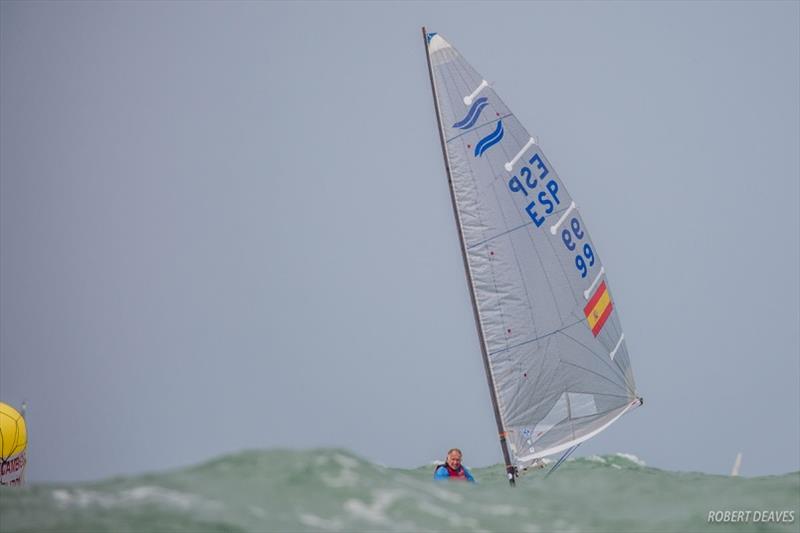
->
442, 464, 467, 480
433, 460, 476, 482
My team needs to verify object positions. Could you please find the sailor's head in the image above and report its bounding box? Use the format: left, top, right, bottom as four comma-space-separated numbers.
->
446, 448, 462, 470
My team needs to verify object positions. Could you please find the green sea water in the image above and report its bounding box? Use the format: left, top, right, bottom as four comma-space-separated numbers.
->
1, 449, 798, 532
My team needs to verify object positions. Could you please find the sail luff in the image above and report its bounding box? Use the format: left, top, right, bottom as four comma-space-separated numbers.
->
422, 27, 517, 486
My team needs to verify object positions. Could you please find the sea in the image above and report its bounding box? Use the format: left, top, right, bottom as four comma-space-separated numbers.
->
1, 449, 798, 532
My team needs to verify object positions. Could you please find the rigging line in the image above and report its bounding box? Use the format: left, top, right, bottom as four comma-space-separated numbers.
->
559, 360, 631, 395
559, 327, 634, 392
488, 317, 585, 357
557, 328, 632, 391
545, 443, 581, 478
528, 386, 566, 414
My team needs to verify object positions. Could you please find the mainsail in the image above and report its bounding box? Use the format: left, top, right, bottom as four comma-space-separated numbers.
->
422, 29, 642, 482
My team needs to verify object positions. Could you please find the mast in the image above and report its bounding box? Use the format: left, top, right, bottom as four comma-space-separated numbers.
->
421, 26, 516, 486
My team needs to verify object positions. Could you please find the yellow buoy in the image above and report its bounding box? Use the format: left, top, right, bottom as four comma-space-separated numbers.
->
0, 402, 27, 486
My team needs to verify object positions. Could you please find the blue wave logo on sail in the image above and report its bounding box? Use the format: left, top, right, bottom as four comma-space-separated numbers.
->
474, 120, 504, 157
452, 97, 489, 130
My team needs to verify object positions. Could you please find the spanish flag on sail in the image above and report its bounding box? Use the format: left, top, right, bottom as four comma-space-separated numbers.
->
584, 281, 613, 336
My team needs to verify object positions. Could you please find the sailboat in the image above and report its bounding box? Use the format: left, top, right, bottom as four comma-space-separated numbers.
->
422, 28, 642, 485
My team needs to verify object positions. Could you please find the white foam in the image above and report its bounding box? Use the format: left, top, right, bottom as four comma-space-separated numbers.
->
248, 505, 266, 518
429, 484, 463, 504
343, 490, 403, 525
396, 475, 463, 504
299, 513, 344, 531
51, 485, 222, 512
615, 453, 646, 466
333, 453, 359, 469
321, 453, 360, 487
585, 455, 607, 464
417, 500, 480, 529
321, 468, 359, 488
481, 504, 516, 516
552, 519, 580, 533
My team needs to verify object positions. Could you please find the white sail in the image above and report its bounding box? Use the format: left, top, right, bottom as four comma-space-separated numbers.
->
424, 31, 641, 470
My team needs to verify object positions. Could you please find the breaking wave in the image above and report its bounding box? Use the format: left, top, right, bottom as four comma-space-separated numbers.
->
1, 448, 797, 532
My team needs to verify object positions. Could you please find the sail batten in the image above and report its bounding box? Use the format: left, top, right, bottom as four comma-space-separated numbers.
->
424, 29, 641, 476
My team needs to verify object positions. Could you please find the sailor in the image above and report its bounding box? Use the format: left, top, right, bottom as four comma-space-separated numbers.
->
433, 448, 476, 482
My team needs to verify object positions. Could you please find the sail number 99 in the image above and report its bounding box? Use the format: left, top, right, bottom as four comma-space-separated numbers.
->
562, 218, 595, 278
508, 153, 561, 227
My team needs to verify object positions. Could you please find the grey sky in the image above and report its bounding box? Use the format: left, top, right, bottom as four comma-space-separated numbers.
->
1, 1, 798, 482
